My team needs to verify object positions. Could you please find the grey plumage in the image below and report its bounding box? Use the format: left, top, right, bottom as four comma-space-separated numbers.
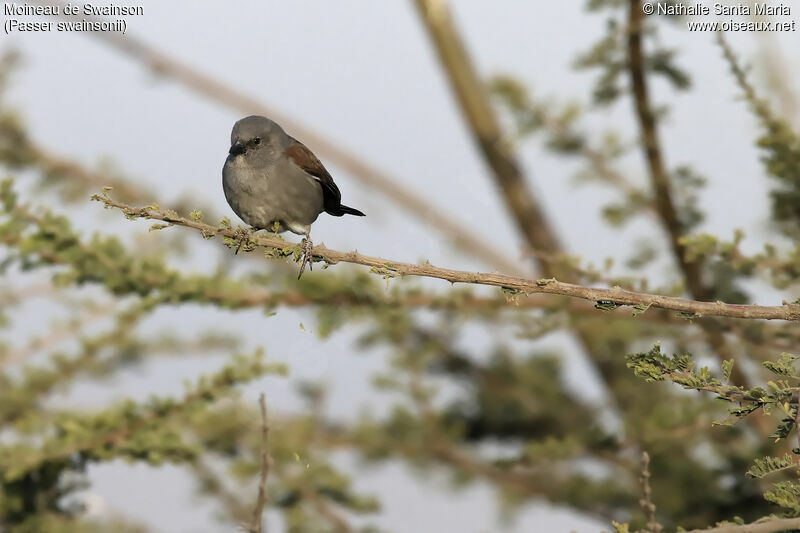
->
223, 115, 364, 236
222, 115, 364, 276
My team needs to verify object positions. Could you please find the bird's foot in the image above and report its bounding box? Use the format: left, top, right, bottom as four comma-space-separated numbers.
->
234, 227, 254, 255
298, 237, 314, 279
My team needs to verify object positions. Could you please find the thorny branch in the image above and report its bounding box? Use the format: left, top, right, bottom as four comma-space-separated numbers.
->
248, 393, 271, 533
93, 194, 800, 321
637, 452, 663, 533
627, 0, 702, 296
682, 517, 800, 533
627, 0, 747, 386
795, 386, 800, 455
715, 32, 773, 124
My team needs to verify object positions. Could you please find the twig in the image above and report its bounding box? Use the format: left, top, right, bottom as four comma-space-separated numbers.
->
627, 1, 748, 387
715, 32, 774, 125
93, 195, 800, 321
29, 0, 524, 278
13, 193, 755, 327
795, 387, 800, 455
682, 517, 800, 533
638, 452, 663, 533
248, 393, 271, 533
627, 0, 701, 296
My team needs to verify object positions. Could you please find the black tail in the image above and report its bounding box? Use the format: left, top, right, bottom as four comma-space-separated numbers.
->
329, 204, 365, 217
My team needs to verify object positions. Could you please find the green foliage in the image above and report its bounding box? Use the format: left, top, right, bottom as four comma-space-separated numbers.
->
629, 344, 800, 519
575, 9, 690, 106
763, 353, 800, 378
764, 481, 800, 516
574, 19, 628, 104
0, 350, 285, 531
747, 454, 796, 479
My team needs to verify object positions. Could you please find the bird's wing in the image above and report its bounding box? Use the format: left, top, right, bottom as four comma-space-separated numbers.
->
285, 138, 342, 211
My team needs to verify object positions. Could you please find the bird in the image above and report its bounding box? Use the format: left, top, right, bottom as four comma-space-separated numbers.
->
222, 115, 365, 278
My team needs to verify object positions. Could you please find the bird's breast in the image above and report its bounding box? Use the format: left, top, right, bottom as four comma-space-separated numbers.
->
222, 157, 324, 232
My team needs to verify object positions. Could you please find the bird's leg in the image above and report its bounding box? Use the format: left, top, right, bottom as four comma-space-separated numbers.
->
298, 231, 314, 279
235, 226, 254, 255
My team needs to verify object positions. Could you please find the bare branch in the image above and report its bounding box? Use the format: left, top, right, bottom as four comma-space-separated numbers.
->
715, 32, 774, 125
93, 195, 800, 322
627, 1, 747, 386
638, 451, 663, 533
248, 393, 271, 533
795, 386, 800, 454
627, 0, 703, 297
682, 517, 800, 533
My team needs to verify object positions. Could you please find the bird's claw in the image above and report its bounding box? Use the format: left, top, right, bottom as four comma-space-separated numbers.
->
298, 237, 313, 279
235, 227, 253, 255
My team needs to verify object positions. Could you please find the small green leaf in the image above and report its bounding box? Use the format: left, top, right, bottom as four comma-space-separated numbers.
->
722, 359, 734, 383
746, 453, 794, 478
611, 521, 630, 533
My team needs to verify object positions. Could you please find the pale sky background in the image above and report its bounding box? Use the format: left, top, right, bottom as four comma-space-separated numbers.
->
2, 1, 799, 532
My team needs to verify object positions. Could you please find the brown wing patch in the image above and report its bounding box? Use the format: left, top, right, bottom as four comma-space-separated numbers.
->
286, 140, 331, 181
286, 138, 343, 213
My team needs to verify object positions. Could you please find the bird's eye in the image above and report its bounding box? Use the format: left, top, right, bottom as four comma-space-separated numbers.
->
253, 137, 261, 145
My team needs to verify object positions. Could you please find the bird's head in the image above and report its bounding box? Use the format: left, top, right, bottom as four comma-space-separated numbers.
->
228, 115, 286, 162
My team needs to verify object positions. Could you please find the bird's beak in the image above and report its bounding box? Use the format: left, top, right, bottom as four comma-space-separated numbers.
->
229, 141, 246, 156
